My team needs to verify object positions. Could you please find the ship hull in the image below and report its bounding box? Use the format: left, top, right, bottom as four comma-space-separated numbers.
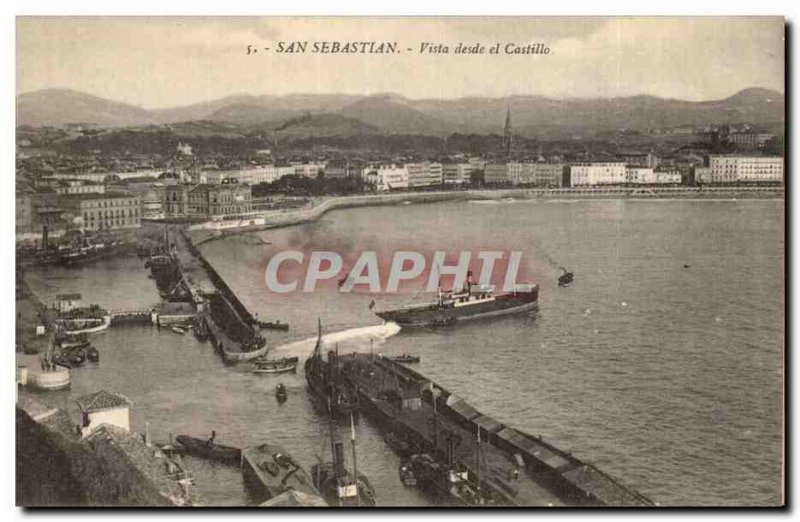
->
375, 290, 538, 327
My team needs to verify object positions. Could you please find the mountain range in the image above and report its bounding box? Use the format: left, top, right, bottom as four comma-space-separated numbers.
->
16, 87, 785, 137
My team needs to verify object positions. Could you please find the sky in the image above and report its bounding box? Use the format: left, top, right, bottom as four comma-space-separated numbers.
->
16, 16, 785, 109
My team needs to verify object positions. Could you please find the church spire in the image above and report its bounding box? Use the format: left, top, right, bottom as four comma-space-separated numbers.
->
503, 103, 513, 159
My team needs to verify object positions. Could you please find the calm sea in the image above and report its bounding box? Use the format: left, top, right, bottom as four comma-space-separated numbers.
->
25, 198, 784, 506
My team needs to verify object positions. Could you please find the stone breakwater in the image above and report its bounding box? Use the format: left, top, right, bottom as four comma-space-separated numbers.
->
187, 186, 784, 245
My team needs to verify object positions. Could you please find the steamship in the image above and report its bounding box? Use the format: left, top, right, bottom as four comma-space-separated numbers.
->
374, 272, 538, 327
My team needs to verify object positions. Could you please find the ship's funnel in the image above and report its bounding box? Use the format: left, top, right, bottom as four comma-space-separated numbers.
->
334, 442, 346, 477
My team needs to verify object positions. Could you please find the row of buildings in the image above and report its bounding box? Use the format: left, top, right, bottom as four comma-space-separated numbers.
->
362, 154, 782, 189
15, 154, 784, 238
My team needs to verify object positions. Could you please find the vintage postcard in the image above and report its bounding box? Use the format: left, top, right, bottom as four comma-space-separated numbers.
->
14, 16, 785, 507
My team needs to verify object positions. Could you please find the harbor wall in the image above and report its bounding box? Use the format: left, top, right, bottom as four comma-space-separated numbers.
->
357, 356, 655, 507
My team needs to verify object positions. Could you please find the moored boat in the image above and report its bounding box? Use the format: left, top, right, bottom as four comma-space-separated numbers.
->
258, 320, 290, 331
175, 434, 241, 466
305, 320, 359, 419
86, 345, 100, 363
171, 326, 187, 335
387, 354, 420, 364
253, 356, 298, 374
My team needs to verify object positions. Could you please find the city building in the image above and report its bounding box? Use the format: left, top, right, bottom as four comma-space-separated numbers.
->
619, 151, 660, 169
625, 168, 656, 185
42, 169, 161, 184
76, 390, 132, 438
325, 159, 356, 179
60, 192, 142, 231
569, 163, 627, 187
53, 180, 106, 195
208, 166, 297, 185
443, 163, 475, 185
406, 162, 443, 188
655, 170, 682, 184
484, 163, 510, 184
728, 131, 776, 151
164, 183, 253, 218
694, 166, 712, 184
121, 184, 165, 219
56, 293, 83, 313
293, 163, 327, 178
506, 163, 566, 187
375, 165, 409, 191
708, 155, 784, 183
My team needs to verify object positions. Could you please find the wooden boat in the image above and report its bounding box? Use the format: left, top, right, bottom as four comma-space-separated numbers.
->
86, 345, 100, 363
399, 462, 418, 487
175, 435, 241, 466
171, 326, 186, 335
558, 267, 574, 287
258, 320, 290, 331
253, 356, 299, 374
57, 333, 90, 350
69, 347, 87, 366
387, 354, 420, 364
276, 383, 287, 402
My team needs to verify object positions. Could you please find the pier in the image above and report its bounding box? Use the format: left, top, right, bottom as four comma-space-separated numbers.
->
330, 353, 655, 507
143, 224, 267, 363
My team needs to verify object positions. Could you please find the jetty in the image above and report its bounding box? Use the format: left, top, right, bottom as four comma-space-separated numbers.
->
324, 352, 655, 507
143, 225, 267, 363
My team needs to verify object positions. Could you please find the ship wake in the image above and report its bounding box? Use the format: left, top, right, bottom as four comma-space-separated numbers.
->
269, 322, 402, 359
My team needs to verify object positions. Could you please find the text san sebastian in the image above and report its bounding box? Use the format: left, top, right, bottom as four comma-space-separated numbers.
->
276, 41, 399, 54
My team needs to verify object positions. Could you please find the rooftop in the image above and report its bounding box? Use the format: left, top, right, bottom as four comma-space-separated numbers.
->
76, 390, 132, 413
60, 192, 138, 202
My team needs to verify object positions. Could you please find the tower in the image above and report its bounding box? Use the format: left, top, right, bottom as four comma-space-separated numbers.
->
503, 103, 513, 159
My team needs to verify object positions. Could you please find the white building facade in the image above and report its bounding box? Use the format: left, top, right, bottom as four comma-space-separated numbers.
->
570, 163, 627, 187
709, 156, 784, 183
443, 163, 475, 185
406, 162, 443, 188
376, 165, 409, 191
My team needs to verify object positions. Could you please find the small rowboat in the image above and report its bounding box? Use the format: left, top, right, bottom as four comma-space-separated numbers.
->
252, 356, 299, 374
87, 345, 100, 363
388, 354, 420, 364
171, 326, 186, 335
558, 267, 574, 287
276, 383, 287, 402
399, 462, 418, 487
175, 435, 241, 466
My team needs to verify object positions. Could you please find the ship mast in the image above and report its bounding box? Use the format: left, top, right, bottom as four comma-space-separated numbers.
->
476, 425, 483, 505
350, 412, 360, 505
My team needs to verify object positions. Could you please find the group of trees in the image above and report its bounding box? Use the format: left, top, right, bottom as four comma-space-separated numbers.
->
252, 173, 370, 197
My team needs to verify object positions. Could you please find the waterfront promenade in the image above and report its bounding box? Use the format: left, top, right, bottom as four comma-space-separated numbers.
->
186, 185, 784, 245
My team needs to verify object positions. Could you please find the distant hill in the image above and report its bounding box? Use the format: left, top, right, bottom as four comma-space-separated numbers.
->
17, 87, 785, 137
16, 89, 153, 127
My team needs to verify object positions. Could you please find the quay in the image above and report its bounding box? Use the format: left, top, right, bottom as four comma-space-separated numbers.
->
143, 225, 267, 363
332, 353, 655, 507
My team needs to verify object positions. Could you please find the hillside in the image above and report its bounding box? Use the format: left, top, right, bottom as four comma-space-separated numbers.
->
17, 87, 785, 136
